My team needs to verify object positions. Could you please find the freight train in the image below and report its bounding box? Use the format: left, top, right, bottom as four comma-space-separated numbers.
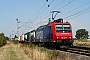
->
18, 18, 73, 46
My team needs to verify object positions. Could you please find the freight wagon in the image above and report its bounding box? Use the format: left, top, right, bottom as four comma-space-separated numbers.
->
18, 30, 36, 42
35, 25, 52, 42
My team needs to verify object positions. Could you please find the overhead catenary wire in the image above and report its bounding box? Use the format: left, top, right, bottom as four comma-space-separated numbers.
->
19, 0, 55, 34
56, 1, 90, 18
38, 0, 66, 20
19, 2, 47, 29
63, 2, 90, 15
32, 0, 55, 22
34, 0, 89, 28
58, 0, 75, 10
38, 0, 75, 25
63, 6, 90, 19
52, 0, 66, 9
23, 0, 66, 28
29, 14, 51, 29
38, 1, 90, 29
37, 7, 90, 29
67, 7, 90, 20
25, 0, 55, 28
41, 0, 75, 21
31, 0, 76, 30
30, 2, 47, 21
35, 2, 46, 15
31, 7, 48, 22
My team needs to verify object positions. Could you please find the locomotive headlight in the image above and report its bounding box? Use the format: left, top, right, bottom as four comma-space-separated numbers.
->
57, 36, 60, 39
54, 41, 56, 42
57, 37, 59, 39
69, 37, 72, 39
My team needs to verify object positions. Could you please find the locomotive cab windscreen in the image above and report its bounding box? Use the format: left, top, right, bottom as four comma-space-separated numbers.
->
55, 24, 71, 32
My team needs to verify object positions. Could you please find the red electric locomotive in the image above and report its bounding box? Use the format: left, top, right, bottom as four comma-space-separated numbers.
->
48, 18, 73, 46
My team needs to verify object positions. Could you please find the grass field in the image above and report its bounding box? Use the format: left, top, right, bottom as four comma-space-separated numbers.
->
0, 41, 90, 60
73, 40, 90, 47
0, 41, 31, 60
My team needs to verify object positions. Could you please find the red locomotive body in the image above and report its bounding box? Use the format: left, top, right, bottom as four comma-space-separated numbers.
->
49, 19, 73, 45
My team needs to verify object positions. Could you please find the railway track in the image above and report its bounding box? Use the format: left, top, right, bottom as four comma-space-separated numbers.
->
20, 42, 90, 56
59, 46, 90, 56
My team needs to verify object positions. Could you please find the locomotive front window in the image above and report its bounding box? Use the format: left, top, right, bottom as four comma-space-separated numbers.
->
56, 25, 63, 32
63, 25, 70, 30
56, 24, 71, 32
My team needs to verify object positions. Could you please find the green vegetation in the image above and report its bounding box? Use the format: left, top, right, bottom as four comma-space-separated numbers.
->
22, 43, 59, 60
75, 29, 89, 39
81, 38, 88, 42
0, 33, 8, 46
47, 50, 59, 60
29, 43, 36, 49
8, 48, 18, 60
0, 41, 33, 60
37, 46, 47, 53
13, 40, 19, 44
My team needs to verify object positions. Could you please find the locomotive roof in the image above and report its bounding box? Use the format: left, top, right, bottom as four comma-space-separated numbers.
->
49, 21, 70, 24
49, 18, 70, 24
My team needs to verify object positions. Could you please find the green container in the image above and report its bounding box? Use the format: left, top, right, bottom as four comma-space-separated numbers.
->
24, 32, 31, 42
27, 32, 31, 41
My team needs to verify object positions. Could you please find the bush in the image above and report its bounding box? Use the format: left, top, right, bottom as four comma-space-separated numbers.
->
2, 40, 7, 45
0, 39, 3, 46
81, 38, 88, 42
13, 40, 19, 44
0, 33, 7, 46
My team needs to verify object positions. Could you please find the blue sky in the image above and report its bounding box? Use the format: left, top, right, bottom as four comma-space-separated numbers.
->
0, 0, 90, 38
